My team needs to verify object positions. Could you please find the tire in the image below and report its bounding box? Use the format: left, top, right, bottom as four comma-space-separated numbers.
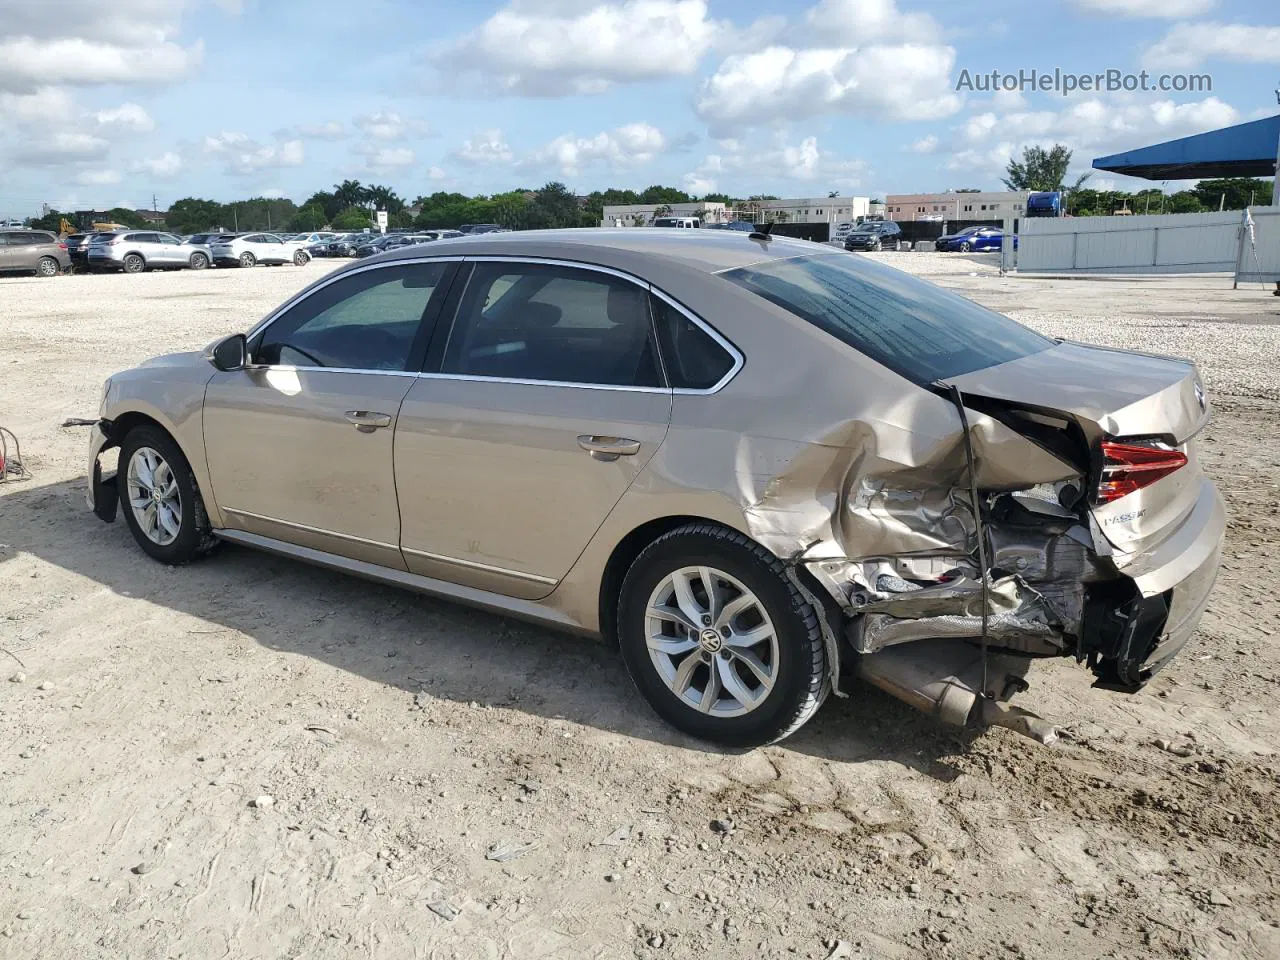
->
117, 424, 217, 565
123, 254, 145, 274
189, 252, 209, 270
36, 256, 60, 277
960, 241, 972, 252
617, 523, 828, 747
870, 240, 881, 252
293, 250, 309, 265
238, 251, 256, 268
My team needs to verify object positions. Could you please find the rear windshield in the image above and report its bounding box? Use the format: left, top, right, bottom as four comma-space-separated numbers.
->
721, 254, 1053, 385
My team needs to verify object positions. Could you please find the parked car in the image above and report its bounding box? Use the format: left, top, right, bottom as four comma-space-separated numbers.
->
185, 233, 222, 247
210, 232, 310, 267
705, 221, 757, 232
86, 230, 1223, 749
324, 233, 373, 257
353, 234, 401, 258
459, 223, 505, 234
0, 229, 68, 276
85, 231, 212, 273
936, 225, 1016, 252
64, 233, 94, 269
420, 229, 466, 241
843, 220, 904, 251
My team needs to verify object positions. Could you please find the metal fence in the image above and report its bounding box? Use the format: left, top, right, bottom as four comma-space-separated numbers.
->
1017, 210, 1243, 275
1235, 207, 1280, 285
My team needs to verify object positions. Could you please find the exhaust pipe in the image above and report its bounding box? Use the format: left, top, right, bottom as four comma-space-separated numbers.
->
856, 639, 1057, 744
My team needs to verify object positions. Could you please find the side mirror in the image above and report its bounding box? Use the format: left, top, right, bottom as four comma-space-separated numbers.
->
207, 333, 247, 371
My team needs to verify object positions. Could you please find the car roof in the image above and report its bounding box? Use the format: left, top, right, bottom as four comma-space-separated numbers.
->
369, 227, 820, 276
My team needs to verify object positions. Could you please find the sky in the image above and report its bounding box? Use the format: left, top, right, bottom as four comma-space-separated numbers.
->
0, 0, 1276, 217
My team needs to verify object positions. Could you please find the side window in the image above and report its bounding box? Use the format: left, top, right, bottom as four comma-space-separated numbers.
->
159, 234, 180, 245
651, 296, 736, 390
441, 262, 661, 388
255, 262, 449, 371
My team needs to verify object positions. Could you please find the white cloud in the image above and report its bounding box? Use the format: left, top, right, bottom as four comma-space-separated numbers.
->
526, 122, 668, 175
362, 146, 416, 172
1073, 0, 1214, 17
427, 166, 447, 180
354, 111, 426, 140
0, 36, 202, 93
909, 135, 939, 153
260, 188, 286, 199
436, 0, 723, 96
1142, 22, 1280, 69
76, 168, 121, 186
943, 95, 1239, 177
454, 129, 514, 165
12, 130, 109, 162
802, 0, 942, 43
683, 135, 868, 194
696, 43, 961, 133
205, 131, 305, 174
134, 151, 183, 178
93, 102, 153, 133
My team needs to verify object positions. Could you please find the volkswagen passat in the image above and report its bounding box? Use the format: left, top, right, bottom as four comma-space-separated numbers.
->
86, 230, 1223, 747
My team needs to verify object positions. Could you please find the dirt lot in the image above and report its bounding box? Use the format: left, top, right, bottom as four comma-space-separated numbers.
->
1, 253, 1278, 959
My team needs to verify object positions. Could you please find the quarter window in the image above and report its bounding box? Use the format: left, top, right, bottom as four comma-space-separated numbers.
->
255, 262, 448, 370
441, 262, 662, 388
651, 296, 735, 390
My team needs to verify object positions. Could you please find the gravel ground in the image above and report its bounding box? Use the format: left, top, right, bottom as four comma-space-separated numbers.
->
1, 252, 1278, 959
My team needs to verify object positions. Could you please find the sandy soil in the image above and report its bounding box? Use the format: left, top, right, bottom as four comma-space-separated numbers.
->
1, 252, 1278, 959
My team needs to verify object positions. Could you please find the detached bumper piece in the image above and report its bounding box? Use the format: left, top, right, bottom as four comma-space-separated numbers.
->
86, 420, 118, 522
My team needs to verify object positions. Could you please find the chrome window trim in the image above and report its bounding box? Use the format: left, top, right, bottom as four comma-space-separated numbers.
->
223, 507, 399, 550
434, 255, 743, 396
401, 546, 559, 586
245, 364, 420, 378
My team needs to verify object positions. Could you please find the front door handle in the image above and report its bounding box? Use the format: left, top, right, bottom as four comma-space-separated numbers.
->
345, 410, 392, 432
577, 435, 640, 461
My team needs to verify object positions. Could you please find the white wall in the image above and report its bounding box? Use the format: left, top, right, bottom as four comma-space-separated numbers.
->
1018, 210, 1245, 274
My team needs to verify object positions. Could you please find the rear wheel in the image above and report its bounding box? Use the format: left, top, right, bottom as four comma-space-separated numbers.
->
117, 425, 217, 565
36, 256, 59, 277
123, 254, 145, 274
189, 252, 209, 270
238, 251, 256, 268
617, 523, 828, 747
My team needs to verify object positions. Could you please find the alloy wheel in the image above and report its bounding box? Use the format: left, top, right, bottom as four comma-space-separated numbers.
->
644, 565, 779, 718
125, 446, 183, 546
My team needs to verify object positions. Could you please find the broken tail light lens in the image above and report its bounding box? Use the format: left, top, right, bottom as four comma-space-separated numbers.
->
1096, 440, 1187, 504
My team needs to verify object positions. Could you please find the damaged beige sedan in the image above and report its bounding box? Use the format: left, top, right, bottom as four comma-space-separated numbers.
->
87, 230, 1224, 747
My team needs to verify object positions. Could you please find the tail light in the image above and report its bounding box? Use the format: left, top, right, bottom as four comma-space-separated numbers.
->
58, 242, 68, 250
1096, 440, 1187, 503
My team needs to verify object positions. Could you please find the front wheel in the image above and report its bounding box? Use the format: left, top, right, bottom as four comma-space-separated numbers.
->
869, 239, 881, 252
123, 254, 145, 274
117, 425, 217, 564
959, 241, 972, 252
238, 251, 256, 268
617, 524, 828, 747
293, 250, 309, 265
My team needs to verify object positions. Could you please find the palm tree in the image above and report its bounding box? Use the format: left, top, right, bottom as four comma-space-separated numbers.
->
333, 179, 368, 209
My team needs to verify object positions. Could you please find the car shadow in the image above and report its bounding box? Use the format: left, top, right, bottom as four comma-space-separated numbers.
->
0, 477, 976, 780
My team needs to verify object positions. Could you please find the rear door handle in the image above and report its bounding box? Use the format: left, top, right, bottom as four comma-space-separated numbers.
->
345, 410, 392, 432
577, 435, 640, 461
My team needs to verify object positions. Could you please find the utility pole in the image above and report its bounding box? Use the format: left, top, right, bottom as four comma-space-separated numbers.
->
152, 193, 158, 213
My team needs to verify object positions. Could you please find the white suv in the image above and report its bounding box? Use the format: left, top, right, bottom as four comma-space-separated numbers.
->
210, 233, 310, 268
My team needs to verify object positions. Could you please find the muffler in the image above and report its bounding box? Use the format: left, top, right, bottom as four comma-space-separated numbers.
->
855, 639, 1057, 744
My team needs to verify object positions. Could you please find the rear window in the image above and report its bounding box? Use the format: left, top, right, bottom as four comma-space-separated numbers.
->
721, 254, 1053, 385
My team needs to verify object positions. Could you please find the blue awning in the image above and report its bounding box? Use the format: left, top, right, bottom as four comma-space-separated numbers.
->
1093, 114, 1279, 180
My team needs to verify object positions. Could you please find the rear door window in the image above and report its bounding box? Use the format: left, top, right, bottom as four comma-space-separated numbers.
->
721, 254, 1053, 385
440, 262, 662, 388
650, 296, 737, 390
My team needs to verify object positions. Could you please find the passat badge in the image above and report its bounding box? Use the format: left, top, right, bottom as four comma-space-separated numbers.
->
1194, 382, 1206, 412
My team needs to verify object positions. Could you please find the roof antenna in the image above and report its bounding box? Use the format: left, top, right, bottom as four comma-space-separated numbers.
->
748, 221, 774, 242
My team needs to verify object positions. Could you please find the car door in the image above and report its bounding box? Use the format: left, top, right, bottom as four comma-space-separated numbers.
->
4, 231, 40, 270
202, 259, 457, 568
394, 259, 672, 599
258, 234, 287, 263
153, 233, 184, 265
